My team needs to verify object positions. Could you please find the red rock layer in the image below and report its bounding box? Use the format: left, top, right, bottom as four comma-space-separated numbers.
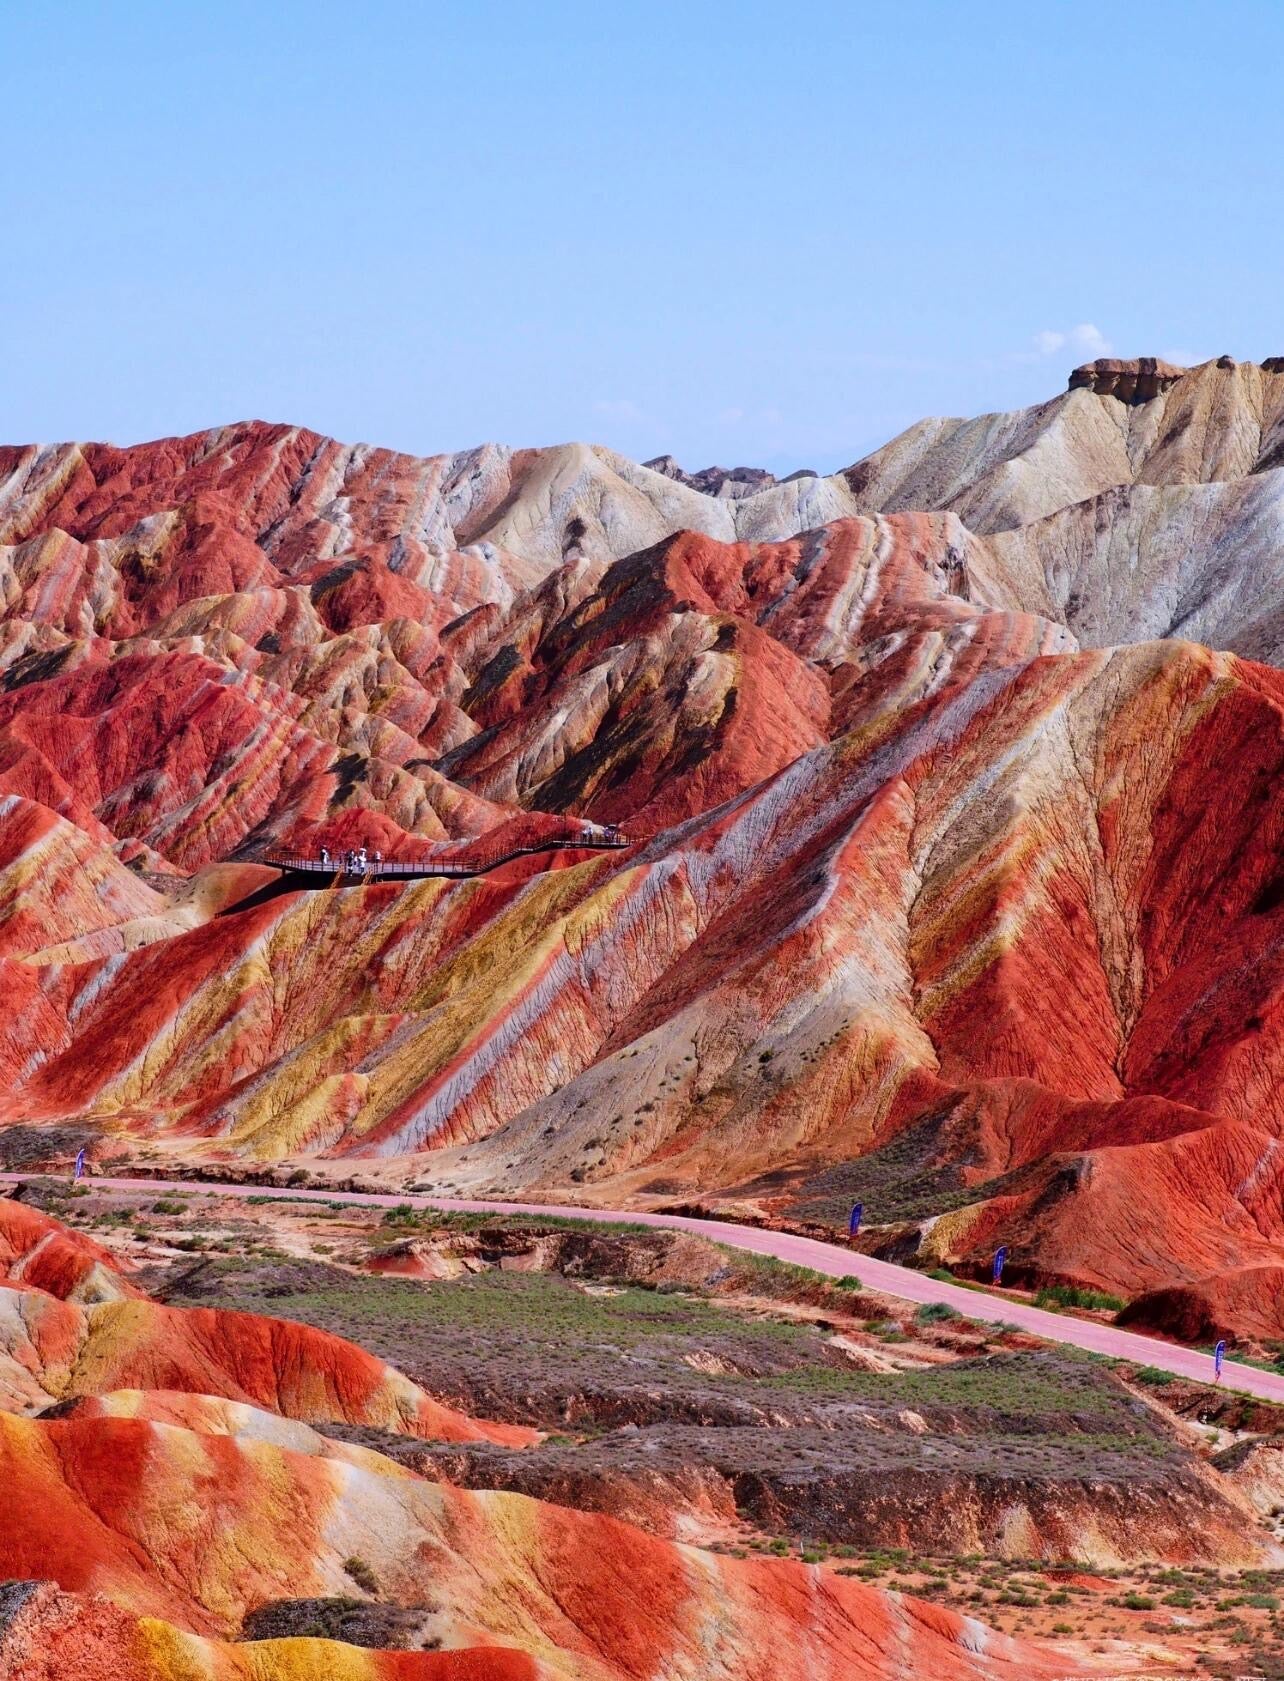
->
35, 1294, 537, 1445
4, 394, 1284, 1332
0, 1207, 1094, 1681
0, 632, 1283, 1334
437, 518, 1070, 829
0, 1200, 138, 1302
2, 1583, 550, 1681
0, 1409, 1083, 1679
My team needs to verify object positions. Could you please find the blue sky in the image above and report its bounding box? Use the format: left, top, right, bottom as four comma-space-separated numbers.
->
3, 1, 1281, 473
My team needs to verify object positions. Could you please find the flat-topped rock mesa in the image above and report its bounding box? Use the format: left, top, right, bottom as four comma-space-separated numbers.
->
1067, 355, 1189, 402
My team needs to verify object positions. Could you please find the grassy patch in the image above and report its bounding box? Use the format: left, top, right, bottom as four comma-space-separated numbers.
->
1033, 1284, 1127, 1315
182, 1262, 1159, 1428
916, 1302, 960, 1324
1133, 1365, 1176, 1387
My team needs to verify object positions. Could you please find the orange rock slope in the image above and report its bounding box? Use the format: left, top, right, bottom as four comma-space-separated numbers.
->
4, 1583, 556, 1681
0, 1204, 1090, 1681
0, 1406, 1092, 1679
0, 1197, 141, 1302
3, 361, 1284, 1338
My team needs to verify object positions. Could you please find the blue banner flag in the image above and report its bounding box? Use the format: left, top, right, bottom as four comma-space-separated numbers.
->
992, 1245, 1009, 1285
73, 1148, 86, 1181
1214, 1339, 1226, 1380
848, 1203, 863, 1237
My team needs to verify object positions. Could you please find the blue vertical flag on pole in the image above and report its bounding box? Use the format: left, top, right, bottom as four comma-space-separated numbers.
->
73, 1148, 86, 1181
992, 1245, 1009, 1285
1214, 1339, 1226, 1381
848, 1203, 863, 1238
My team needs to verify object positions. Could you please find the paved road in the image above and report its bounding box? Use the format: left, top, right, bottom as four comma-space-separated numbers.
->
8, 1171, 1280, 1403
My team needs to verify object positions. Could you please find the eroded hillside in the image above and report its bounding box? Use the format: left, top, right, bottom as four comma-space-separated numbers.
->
3, 357, 1284, 1343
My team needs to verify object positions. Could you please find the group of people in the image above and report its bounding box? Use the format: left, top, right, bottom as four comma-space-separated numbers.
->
318, 845, 383, 874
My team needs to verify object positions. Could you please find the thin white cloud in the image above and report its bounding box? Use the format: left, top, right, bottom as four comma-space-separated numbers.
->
1008, 323, 1113, 367
1071, 322, 1112, 356
1030, 322, 1113, 360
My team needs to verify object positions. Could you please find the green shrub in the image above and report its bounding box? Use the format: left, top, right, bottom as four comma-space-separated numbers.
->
1033, 1283, 1127, 1314
916, 1302, 960, 1324
343, 1556, 379, 1595
1133, 1365, 1175, 1386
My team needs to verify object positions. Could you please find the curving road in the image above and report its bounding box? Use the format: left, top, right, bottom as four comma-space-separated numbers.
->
7, 1171, 1281, 1404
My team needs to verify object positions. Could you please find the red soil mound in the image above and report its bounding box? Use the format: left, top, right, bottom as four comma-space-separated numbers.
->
0, 1200, 138, 1302
0, 1580, 551, 1681
59, 1296, 537, 1446
0, 1202, 532, 1445
1119, 1266, 1284, 1343
0, 1410, 1087, 1678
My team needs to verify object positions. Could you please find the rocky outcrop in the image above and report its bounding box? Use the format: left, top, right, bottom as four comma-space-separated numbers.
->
1067, 356, 1188, 403
1, 1281, 535, 1445
419, 1423, 1268, 1567
842, 356, 1284, 533
643, 456, 790, 499
0, 1195, 535, 1446
1118, 1266, 1284, 1343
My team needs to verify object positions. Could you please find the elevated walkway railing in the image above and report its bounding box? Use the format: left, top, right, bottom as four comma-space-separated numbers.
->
261, 832, 630, 883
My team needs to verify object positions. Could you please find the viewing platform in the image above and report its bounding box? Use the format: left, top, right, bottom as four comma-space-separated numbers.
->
261, 829, 631, 884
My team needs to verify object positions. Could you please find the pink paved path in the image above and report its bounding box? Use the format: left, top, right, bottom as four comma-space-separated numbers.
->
7, 1171, 1280, 1403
